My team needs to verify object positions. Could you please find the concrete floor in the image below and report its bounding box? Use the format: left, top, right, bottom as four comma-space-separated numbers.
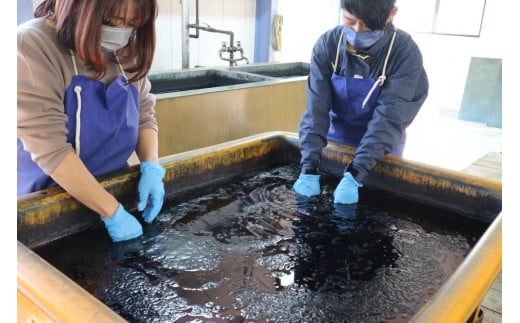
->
403, 108, 502, 172
403, 108, 503, 323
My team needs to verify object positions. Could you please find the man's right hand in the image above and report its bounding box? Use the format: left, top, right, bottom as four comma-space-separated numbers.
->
293, 173, 321, 197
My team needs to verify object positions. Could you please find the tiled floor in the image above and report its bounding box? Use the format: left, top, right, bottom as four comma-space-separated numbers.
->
403, 108, 503, 323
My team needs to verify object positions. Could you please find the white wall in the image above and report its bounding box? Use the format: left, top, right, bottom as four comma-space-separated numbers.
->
152, 0, 503, 113
273, 0, 341, 63
153, 0, 338, 68
24, 0, 503, 113
153, 0, 256, 72
395, 0, 503, 112
269, 0, 502, 114
24, 0, 257, 72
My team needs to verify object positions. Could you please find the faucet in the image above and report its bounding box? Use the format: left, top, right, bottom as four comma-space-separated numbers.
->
219, 41, 249, 67
234, 41, 250, 65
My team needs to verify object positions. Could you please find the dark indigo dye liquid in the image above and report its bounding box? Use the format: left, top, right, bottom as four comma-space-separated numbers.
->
34, 164, 487, 323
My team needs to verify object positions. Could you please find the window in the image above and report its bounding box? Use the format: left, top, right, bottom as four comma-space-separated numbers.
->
395, 0, 487, 37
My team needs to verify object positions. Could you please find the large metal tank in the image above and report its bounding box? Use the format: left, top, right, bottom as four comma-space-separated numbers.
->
17, 132, 501, 322
148, 64, 308, 157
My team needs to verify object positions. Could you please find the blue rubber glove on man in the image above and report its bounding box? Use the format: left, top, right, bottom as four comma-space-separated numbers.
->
101, 203, 143, 242
333, 172, 363, 204
293, 171, 363, 204
137, 161, 166, 223
293, 174, 321, 197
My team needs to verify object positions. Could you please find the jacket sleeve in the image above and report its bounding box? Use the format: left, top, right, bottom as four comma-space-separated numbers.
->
298, 32, 336, 173
353, 34, 429, 182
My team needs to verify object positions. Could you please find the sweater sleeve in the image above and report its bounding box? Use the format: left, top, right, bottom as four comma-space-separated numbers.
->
136, 76, 158, 132
17, 21, 75, 175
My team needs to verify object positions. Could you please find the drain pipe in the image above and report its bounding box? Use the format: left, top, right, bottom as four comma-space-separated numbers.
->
180, 0, 190, 69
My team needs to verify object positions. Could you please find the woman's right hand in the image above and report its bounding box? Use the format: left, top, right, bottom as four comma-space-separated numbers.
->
100, 203, 143, 242
50, 152, 142, 242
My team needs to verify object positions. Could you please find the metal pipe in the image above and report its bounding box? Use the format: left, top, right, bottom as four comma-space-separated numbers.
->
189, 24, 235, 47
189, 24, 237, 67
180, 0, 190, 69
18, 241, 127, 322
182, 0, 249, 67
188, 0, 200, 39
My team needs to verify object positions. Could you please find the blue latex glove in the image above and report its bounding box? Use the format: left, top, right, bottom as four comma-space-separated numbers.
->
293, 173, 321, 197
137, 161, 166, 223
333, 172, 363, 204
101, 204, 143, 242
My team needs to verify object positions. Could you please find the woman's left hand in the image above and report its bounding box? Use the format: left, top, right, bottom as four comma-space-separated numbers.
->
137, 161, 166, 223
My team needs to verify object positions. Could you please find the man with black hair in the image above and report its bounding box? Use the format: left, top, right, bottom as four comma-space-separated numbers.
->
294, 0, 429, 204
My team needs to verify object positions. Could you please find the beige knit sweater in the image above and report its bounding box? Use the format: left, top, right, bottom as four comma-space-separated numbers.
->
17, 17, 158, 176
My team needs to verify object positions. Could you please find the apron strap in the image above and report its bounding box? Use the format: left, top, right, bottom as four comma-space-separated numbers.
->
362, 29, 397, 108
73, 85, 82, 156
69, 49, 79, 75
67, 51, 128, 156
69, 50, 82, 156
331, 31, 344, 73
114, 56, 128, 81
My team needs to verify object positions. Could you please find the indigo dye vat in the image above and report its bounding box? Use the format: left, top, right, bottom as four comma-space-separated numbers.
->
33, 164, 488, 322
17, 132, 502, 323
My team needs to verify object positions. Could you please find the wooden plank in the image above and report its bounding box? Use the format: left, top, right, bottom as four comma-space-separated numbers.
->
482, 287, 502, 313
462, 152, 502, 181
482, 309, 503, 323
461, 152, 502, 322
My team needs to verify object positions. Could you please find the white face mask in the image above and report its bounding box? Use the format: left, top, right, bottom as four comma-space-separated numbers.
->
100, 25, 134, 52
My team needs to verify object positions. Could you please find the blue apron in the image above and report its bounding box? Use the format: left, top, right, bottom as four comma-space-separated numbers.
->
17, 52, 139, 195
326, 31, 405, 156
